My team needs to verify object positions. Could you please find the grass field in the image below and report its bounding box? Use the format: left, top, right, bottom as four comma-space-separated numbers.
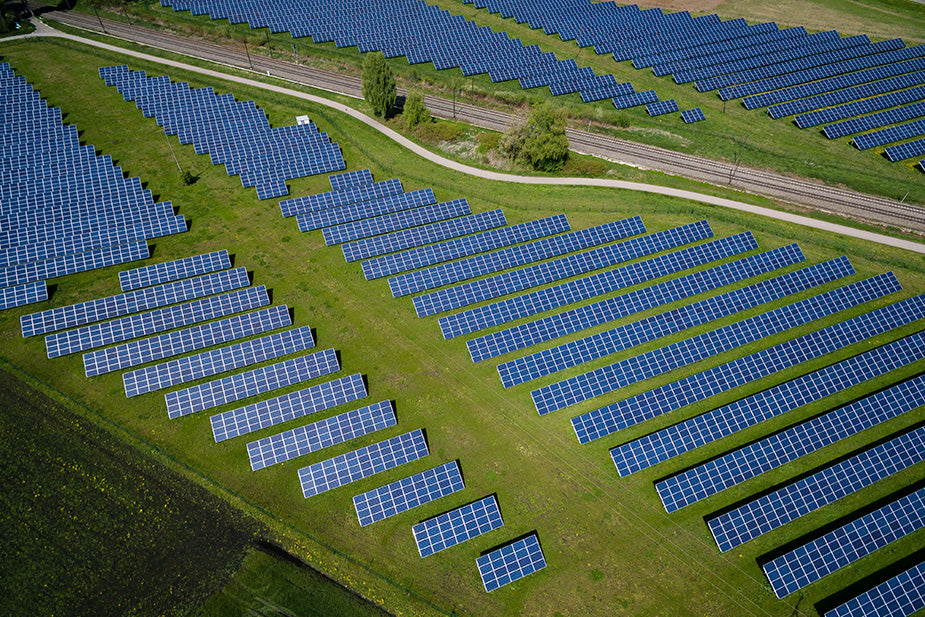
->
1, 34, 924, 617
90, 0, 925, 207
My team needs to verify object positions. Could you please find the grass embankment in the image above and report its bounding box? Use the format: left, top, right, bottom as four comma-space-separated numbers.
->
77, 0, 925, 206
0, 37, 924, 617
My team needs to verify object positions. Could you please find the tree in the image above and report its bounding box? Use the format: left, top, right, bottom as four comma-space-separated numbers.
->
403, 90, 430, 129
361, 52, 396, 118
499, 103, 569, 171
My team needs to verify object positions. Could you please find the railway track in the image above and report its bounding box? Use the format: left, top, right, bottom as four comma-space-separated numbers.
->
35, 6, 925, 234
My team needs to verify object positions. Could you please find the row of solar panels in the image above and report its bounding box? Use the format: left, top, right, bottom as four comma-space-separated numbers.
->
291, 167, 923, 609
0, 63, 187, 312
99, 65, 346, 199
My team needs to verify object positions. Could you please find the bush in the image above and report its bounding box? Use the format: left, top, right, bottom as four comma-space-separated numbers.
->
361, 52, 396, 118
403, 91, 430, 129
476, 131, 500, 153
414, 121, 462, 144
499, 103, 569, 171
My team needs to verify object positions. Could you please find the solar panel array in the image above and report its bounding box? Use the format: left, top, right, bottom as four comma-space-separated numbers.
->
646, 99, 679, 116
825, 561, 925, 617
353, 461, 464, 526
708, 426, 925, 552
389, 217, 645, 298
297, 188, 437, 232
100, 65, 344, 198
415, 220, 707, 318
499, 252, 845, 388
762, 488, 925, 598
327, 199, 473, 248
247, 400, 396, 470
280, 178, 403, 218
681, 108, 706, 123
476, 534, 547, 592
413, 496, 504, 557
654, 373, 925, 513
298, 429, 429, 498
886, 138, 925, 162
572, 284, 919, 445
211, 372, 367, 442
768, 72, 925, 119
82, 289, 276, 376
853, 119, 925, 151
795, 85, 925, 129
118, 250, 230, 291
329, 168, 373, 191
532, 272, 896, 415
21, 267, 250, 337
825, 101, 925, 140
165, 347, 339, 418
469, 243, 811, 363
440, 230, 757, 340
124, 325, 316, 397
0, 63, 186, 310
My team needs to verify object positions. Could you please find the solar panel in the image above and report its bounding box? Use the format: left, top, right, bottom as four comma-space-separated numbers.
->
854, 119, 925, 150
885, 138, 925, 162
469, 244, 813, 364
769, 71, 925, 119
415, 220, 710, 318
389, 217, 645, 298
477, 534, 547, 592
825, 561, 925, 617
612, 90, 658, 109
327, 199, 472, 247
499, 252, 845, 388
21, 267, 250, 338
573, 282, 919, 445
46, 285, 271, 358
533, 272, 895, 415
0, 280, 48, 311
441, 230, 756, 340
165, 347, 340, 418
341, 208, 505, 261
362, 215, 571, 280
119, 250, 230, 291
796, 85, 925, 129
353, 461, 464, 527
124, 324, 315, 397
280, 178, 403, 218
681, 108, 706, 123
654, 373, 925, 513
413, 495, 504, 558
0, 240, 149, 289
211, 372, 367, 442
646, 99, 679, 116
328, 168, 374, 192
708, 426, 925, 552
82, 290, 277, 376
247, 400, 396, 470
296, 188, 436, 232
763, 488, 925, 598
825, 101, 925, 140
298, 429, 429, 498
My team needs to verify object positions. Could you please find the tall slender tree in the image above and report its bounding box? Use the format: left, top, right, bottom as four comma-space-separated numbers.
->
361, 52, 396, 118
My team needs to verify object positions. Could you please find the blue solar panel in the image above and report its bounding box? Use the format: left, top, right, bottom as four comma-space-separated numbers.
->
329, 168, 373, 191
247, 400, 396, 470
654, 372, 925, 513
342, 208, 505, 262
886, 138, 925, 162
763, 488, 925, 598
21, 267, 250, 337
299, 429, 429, 498
825, 101, 925, 140
362, 215, 571, 280
533, 272, 896, 415
825, 561, 925, 617
280, 178, 403, 218
441, 230, 755, 340
389, 217, 645, 298
415, 220, 707, 318
612, 90, 658, 109
211, 372, 367, 442
470, 244, 812, 364
573, 282, 919, 445
119, 250, 230, 291
646, 99, 679, 116
708, 426, 925, 552
124, 325, 315, 397
0, 280, 48, 311
296, 189, 436, 232
499, 252, 845, 388
82, 290, 276, 377
477, 534, 547, 592
0, 240, 149, 289
795, 85, 925, 128
326, 199, 472, 247
853, 119, 925, 150
681, 108, 706, 123
165, 347, 340, 418
413, 496, 504, 558
353, 461, 464, 527
769, 72, 925, 119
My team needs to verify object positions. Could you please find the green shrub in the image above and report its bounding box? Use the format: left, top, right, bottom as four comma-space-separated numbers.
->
361, 51, 396, 118
403, 90, 430, 129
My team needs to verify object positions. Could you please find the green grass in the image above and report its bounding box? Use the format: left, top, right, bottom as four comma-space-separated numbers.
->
1, 37, 924, 617
82, 0, 925, 206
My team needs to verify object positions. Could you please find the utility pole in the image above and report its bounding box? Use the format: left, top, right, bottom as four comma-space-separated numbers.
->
243, 40, 254, 70
93, 5, 106, 34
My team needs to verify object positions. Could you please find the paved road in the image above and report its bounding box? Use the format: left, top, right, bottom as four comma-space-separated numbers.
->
11, 17, 925, 254
30, 6, 925, 234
